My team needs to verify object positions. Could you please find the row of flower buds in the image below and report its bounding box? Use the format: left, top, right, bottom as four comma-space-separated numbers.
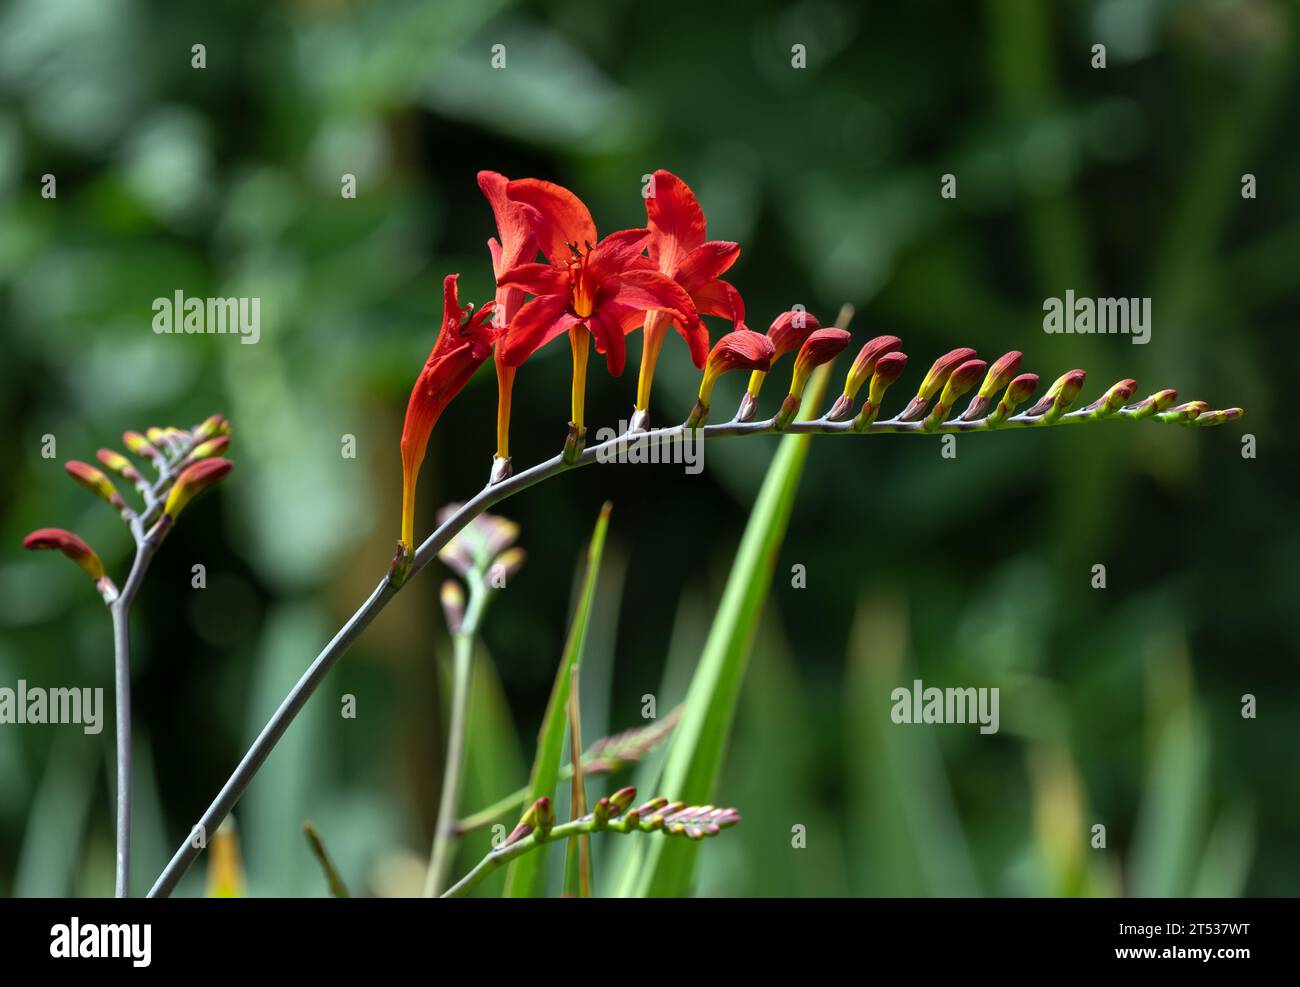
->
685, 316, 1243, 433
22, 414, 235, 602
501, 786, 741, 849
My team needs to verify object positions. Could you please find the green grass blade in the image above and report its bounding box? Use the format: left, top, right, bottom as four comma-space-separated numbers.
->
618, 363, 834, 898
503, 501, 612, 897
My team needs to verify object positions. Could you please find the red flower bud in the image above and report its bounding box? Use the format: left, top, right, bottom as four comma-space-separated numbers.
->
96, 449, 142, 484
843, 334, 903, 400
164, 458, 233, 519
23, 528, 106, 583
123, 430, 161, 462
767, 309, 822, 361
789, 328, 852, 398
698, 330, 775, 407
65, 461, 126, 512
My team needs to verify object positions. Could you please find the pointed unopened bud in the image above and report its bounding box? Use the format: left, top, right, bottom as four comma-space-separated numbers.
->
1025, 369, 1086, 423
1123, 388, 1178, 419
789, 328, 851, 399
960, 351, 1021, 421
1084, 378, 1138, 418
608, 786, 637, 817
440, 580, 465, 634
187, 435, 230, 461
534, 796, 555, 839
123, 430, 161, 463
841, 335, 904, 403
1156, 400, 1210, 424
898, 347, 977, 421
504, 797, 551, 847
924, 359, 986, 431
854, 351, 908, 432
985, 372, 1039, 426
193, 414, 231, 442
163, 458, 232, 520
66, 461, 129, 515
1195, 407, 1244, 426
24, 528, 105, 582
773, 328, 851, 430
96, 449, 142, 484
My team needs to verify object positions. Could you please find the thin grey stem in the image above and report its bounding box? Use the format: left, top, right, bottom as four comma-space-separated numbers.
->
109, 602, 132, 897
424, 575, 488, 896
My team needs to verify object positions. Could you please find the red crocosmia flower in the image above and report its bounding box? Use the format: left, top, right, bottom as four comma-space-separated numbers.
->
497, 178, 702, 436
478, 171, 540, 471
399, 274, 497, 553
635, 169, 746, 417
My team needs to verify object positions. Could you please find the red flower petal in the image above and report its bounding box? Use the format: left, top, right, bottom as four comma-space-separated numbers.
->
587, 310, 628, 376
689, 278, 746, 332
586, 228, 652, 283
497, 262, 568, 297
498, 294, 580, 367
646, 170, 707, 273
674, 240, 740, 294
507, 178, 597, 267
478, 171, 538, 275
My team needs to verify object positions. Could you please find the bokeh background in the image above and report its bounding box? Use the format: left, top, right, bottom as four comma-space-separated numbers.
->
1, 0, 1296, 897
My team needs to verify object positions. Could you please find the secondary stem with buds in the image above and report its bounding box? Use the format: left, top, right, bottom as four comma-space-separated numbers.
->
146, 385, 1229, 897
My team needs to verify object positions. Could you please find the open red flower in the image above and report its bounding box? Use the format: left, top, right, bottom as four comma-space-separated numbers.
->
399, 274, 497, 552
635, 169, 746, 416
496, 178, 703, 437
478, 171, 539, 471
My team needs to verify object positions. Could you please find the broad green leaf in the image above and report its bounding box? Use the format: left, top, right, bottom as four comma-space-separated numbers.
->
503, 502, 612, 897
618, 363, 833, 898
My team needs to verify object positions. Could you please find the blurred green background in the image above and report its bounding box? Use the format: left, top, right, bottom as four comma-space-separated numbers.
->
1, 0, 1296, 897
